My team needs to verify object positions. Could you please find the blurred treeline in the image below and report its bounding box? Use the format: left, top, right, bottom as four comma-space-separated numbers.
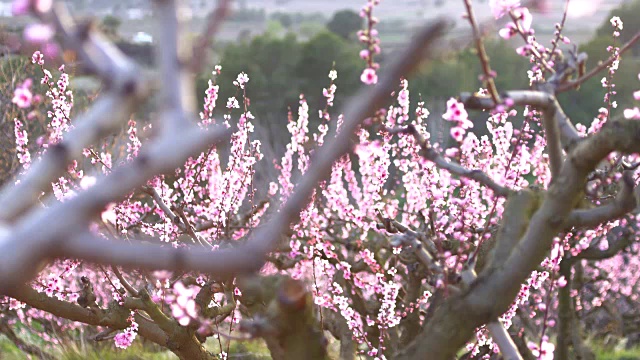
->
199, 1, 640, 150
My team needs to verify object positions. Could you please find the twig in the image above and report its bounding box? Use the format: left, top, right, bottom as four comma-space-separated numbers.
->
111, 266, 139, 297
557, 31, 640, 92
462, 0, 500, 105
547, 0, 571, 66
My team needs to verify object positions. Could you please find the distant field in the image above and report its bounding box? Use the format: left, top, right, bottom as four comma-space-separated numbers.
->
0, 0, 626, 52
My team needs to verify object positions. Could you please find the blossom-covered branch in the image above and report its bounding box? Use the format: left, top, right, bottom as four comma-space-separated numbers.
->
388, 124, 513, 197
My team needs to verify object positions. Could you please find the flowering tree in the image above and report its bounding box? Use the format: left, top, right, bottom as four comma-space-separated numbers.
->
3, 0, 640, 359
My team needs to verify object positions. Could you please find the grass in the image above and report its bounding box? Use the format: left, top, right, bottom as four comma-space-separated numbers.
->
6, 335, 640, 359
0, 337, 177, 360
591, 341, 640, 360
0, 333, 276, 360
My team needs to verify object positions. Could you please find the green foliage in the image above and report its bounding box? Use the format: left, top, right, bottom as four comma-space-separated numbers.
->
101, 15, 122, 39
326, 9, 363, 40
265, 19, 286, 37
0, 336, 28, 359
228, 8, 266, 23
409, 40, 530, 101
207, 338, 271, 359
203, 32, 302, 121
298, 22, 326, 39
591, 341, 640, 360
0, 334, 274, 360
270, 12, 293, 29
295, 32, 362, 108
197, 31, 361, 128
0, 335, 175, 360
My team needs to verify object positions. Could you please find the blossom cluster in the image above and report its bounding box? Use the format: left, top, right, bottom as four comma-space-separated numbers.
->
114, 312, 139, 349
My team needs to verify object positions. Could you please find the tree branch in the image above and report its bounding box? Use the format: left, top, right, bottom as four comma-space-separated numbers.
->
388, 124, 512, 197
461, 90, 581, 152
189, 0, 232, 74
567, 171, 637, 228
557, 31, 640, 93
0, 125, 232, 291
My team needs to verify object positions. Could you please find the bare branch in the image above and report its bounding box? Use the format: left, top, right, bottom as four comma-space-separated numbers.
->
189, 0, 233, 74
462, 0, 500, 105
0, 20, 449, 291
5, 286, 167, 347
567, 171, 637, 228
461, 90, 581, 151
238, 276, 329, 360
142, 186, 187, 231
111, 266, 139, 297
575, 226, 636, 261
557, 31, 640, 93
44, 3, 144, 89
153, 0, 196, 134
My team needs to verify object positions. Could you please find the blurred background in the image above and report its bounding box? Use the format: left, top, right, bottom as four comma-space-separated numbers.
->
1, 0, 640, 184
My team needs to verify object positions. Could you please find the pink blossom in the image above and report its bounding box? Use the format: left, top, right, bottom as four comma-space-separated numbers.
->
450, 126, 465, 142
516, 45, 530, 56
499, 23, 517, 39
512, 7, 532, 33
24, 23, 54, 44
624, 107, 640, 119
34, 0, 52, 12
610, 16, 623, 31
101, 203, 118, 224
11, 0, 29, 15
114, 312, 138, 349
634, 90, 640, 100
445, 148, 459, 157
79, 176, 96, 190
442, 98, 471, 128
359, 49, 370, 59
32, 51, 44, 65
14, 118, 31, 169
226, 97, 239, 109
233, 72, 249, 89
12, 86, 32, 108
489, 0, 521, 19
360, 68, 378, 85
42, 42, 59, 59
528, 339, 555, 360
557, 276, 567, 288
